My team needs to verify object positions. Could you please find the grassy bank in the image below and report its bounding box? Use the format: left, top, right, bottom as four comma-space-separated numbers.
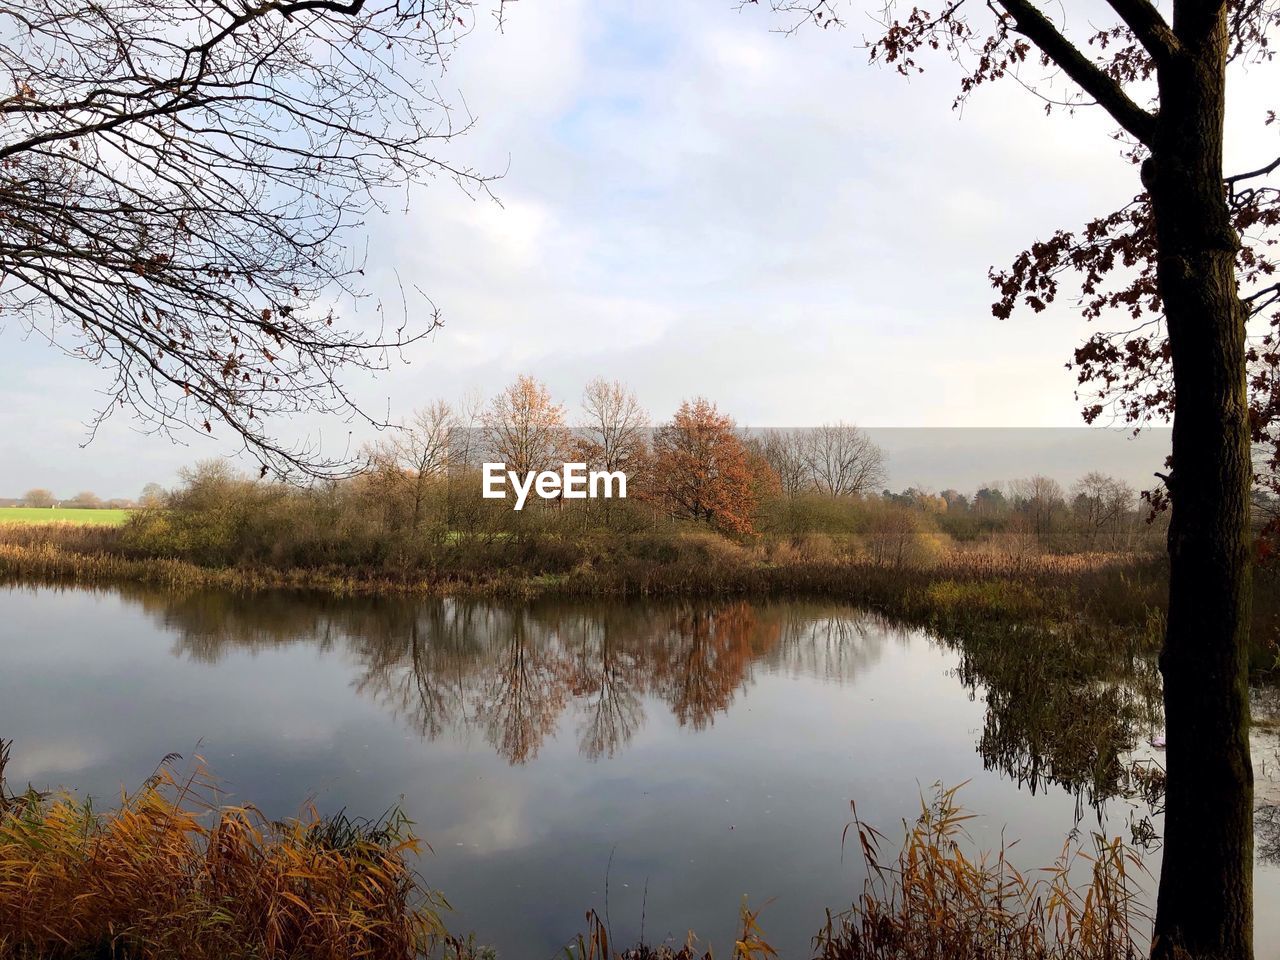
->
5, 519, 1274, 675
0, 519, 1154, 607
0, 507, 129, 526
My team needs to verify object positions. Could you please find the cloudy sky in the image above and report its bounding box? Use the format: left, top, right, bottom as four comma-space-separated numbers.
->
1, 0, 1273, 496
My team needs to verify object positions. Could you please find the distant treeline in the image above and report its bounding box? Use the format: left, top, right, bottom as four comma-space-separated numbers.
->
17, 375, 1181, 559
10, 489, 143, 510
85, 374, 1171, 573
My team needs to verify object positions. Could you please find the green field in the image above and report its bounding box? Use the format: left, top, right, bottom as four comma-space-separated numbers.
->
0, 507, 130, 526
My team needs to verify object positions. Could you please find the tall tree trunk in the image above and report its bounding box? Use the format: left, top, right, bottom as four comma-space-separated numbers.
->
1149, 4, 1253, 957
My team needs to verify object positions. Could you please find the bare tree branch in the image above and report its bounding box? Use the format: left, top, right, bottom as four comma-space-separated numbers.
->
0, 0, 500, 476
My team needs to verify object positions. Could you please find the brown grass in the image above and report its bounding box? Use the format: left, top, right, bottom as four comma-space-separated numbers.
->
0, 742, 446, 960
556, 784, 1150, 960
813, 783, 1148, 960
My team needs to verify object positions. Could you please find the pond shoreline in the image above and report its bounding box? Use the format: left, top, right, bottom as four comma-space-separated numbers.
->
0, 534, 1159, 607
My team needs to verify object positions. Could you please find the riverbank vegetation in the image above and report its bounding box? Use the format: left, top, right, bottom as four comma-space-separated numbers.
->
0, 378, 1186, 604
1, 733, 1148, 960
8, 448, 1280, 674
0, 741, 445, 960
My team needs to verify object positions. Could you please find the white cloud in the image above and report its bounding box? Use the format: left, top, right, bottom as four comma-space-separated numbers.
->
4, 0, 1250, 492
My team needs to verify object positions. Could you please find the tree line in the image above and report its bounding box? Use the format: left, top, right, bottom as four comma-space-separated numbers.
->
361, 374, 888, 536
111, 374, 1168, 565
356, 373, 1157, 548
17, 489, 145, 510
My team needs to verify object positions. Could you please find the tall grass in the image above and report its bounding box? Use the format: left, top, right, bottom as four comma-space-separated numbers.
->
555, 785, 1149, 960
560, 900, 776, 960
0, 743, 446, 960
813, 784, 1148, 960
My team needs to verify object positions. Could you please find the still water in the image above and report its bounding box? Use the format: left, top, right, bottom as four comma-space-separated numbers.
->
1, 584, 1277, 957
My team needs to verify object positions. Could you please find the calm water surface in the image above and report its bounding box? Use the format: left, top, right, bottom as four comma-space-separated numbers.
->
1, 584, 1277, 958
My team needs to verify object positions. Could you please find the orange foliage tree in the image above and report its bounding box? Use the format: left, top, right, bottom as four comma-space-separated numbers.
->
652, 398, 776, 534
482, 375, 569, 475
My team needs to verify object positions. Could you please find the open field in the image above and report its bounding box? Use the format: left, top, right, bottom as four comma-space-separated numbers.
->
0, 507, 129, 526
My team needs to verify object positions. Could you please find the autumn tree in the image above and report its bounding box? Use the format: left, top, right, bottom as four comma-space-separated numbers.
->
753, 0, 1271, 954
21, 488, 54, 508
653, 397, 776, 534
483, 375, 570, 476
1, 0, 496, 476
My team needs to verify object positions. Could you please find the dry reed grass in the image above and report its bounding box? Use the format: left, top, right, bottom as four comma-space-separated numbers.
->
813, 784, 1148, 960
0, 742, 446, 960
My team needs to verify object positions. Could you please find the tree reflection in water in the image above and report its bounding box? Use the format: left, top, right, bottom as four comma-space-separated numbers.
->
123, 587, 1165, 812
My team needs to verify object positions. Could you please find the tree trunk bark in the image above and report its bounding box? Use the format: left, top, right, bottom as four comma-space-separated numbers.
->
1149, 4, 1253, 958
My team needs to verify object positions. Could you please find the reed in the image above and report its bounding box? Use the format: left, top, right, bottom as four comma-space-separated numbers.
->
813, 784, 1148, 960
0, 743, 446, 960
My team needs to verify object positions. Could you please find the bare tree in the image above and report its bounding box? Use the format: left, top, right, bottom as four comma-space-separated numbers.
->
1, 0, 497, 475
577, 377, 649, 475
369, 399, 457, 528
21, 488, 55, 508
1010, 475, 1066, 540
448, 387, 487, 472
1072, 472, 1136, 550
756, 429, 810, 497
802, 422, 885, 497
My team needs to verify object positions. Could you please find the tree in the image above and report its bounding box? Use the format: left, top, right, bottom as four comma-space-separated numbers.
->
1, 0, 495, 476
973, 485, 1008, 518
756, 429, 810, 497
1010, 475, 1066, 541
22, 488, 54, 508
755, 0, 1269, 954
577, 377, 650, 477
755, 424, 884, 497
652, 397, 774, 534
138, 483, 167, 508
370, 400, 457, 528
1072, 472, 1136, 549
483, 375, 569, 477
68, 490, 102, 509
448, 389, 488, 473
802, 422, 885, 497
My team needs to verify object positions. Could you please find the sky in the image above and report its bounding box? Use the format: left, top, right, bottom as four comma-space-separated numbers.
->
0, 0, 1272, 497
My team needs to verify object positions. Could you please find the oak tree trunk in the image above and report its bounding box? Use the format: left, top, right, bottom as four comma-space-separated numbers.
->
1149, 4, 1254, 957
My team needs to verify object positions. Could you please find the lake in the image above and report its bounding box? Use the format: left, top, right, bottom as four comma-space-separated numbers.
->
2, 584, 1277, 958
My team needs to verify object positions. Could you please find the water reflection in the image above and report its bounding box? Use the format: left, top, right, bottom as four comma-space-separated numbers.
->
946, 621, 1164, 814
9, 584, 1276, 957
164, 595, 891, 764
119, 586, 1162, 811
